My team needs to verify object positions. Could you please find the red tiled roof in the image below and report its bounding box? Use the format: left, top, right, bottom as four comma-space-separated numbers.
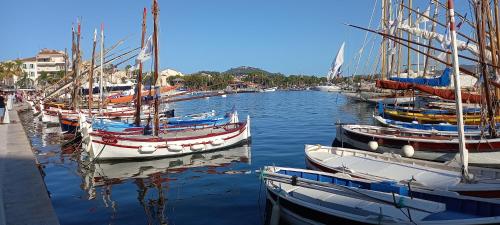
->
19, 57, 36, 62
38, 49, 64, 55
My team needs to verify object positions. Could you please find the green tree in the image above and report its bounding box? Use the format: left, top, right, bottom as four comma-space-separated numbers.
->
36, 71, 50, 87
16, 72, 34, 88
0, 60, 23, 86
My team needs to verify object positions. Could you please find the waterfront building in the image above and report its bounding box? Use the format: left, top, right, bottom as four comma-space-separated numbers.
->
20, 48, 69, 85
159, 68, 183, 86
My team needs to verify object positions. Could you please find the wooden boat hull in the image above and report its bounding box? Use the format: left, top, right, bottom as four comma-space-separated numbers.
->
59, 115, 79, 133
264, 166, 500, 225
313, 85, 341, 92
334, 124, 500, 167
42, 110, 60, 123
266, 191, 372, 225
372, 115, 489, 135
89, 117, 251, 160
305, 145, 500, 198
383, 109, 500, 125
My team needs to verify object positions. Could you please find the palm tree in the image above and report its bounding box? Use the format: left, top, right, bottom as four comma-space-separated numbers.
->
36, 71, 50, 87
0, 60, 23, 86
16, 72, 34, 89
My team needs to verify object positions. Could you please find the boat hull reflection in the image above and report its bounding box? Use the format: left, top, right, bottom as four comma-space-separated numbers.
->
82, 146, 251, 189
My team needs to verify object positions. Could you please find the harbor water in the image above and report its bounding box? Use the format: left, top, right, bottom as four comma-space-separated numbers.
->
19, 91, 373, 225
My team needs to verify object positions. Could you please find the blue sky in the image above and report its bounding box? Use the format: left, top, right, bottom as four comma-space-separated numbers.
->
0, 0, 471, 76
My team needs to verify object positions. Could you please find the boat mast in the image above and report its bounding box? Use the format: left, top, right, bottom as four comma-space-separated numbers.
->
135, 8, 147, 127
406, 0, 412, 75
493, 0, 500, 109
381, 0, 387, 80
72, 21, 82, 110
152, 0, 160, 136
447, 0, 471, 181
88, 29, 97, 115
99, 24, 104, 113
396, 1, 404, 78
494, 0, 500, 78
475, 0, 497, 137
485, 2, 500, 106
422, 0, 439, 77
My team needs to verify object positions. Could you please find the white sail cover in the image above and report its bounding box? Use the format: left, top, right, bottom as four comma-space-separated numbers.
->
328, 42, 345, 81
397, 23, 489, 62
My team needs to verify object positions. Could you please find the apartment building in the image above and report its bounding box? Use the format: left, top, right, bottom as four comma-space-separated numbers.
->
20, 48, 69, 84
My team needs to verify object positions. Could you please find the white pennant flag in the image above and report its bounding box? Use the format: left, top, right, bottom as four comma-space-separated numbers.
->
441, 23, 452, 50
136, 35, 153, 63
415, 6, 431, 25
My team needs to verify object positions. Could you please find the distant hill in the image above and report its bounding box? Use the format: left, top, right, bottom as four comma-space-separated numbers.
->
224, 66, 275, 76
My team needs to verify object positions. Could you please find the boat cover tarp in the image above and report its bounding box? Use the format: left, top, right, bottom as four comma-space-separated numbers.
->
107, 86, 176, 104
376, 80, 481, 103
389, 68, 451, 87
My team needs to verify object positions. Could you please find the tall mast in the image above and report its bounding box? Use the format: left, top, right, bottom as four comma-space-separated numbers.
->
475, 0, 497, 137
71, 25, 75, 64
381, 0, 387, 80
99, 24, 104, 112
407, 0, 412, 75
491, 0, 500, 109
494, 0, 500, 73
88, 29, 97, 115
447, 0, 471, 181
416, 7, 420, 76
135, 8, 147, 127
485, 1, 500, 106
72, 20, 82, 110
64, 48, 68, 78
423, 1, 439, 77
396, 1, 404, 78
152, 0, 160, 136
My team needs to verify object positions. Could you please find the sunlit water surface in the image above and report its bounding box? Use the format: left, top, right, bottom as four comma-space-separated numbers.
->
20, 91, 373, 225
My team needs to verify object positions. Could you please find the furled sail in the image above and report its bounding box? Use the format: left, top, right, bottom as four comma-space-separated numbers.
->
397, 24, 489, 62
327, 42, 345, 81
376, 79, 481, 103
389, 68, 451, 86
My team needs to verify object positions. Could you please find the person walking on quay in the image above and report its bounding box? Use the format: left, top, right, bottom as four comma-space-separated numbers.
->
0, 91, 5, 122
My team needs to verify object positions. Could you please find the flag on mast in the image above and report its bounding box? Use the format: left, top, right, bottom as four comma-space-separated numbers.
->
415, 6, 431, 24
136, 35, 153, 63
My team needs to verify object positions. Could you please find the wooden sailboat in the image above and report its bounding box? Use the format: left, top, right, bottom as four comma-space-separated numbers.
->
334, 124, 500, 167
305, 144, 500, 198
314, 42, 344, 92
87, 0, 251, 161
263, 166, 500, 225
335, 0, 500, 167
264, 2, 500, 224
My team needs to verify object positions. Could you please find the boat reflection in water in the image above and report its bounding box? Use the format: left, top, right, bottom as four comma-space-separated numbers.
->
79, 146, 251, 224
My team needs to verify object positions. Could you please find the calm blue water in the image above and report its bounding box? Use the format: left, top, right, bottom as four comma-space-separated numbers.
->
21, 91, 373, 225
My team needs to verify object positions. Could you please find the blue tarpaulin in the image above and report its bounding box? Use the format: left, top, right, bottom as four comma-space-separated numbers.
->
389, 68, 451, 87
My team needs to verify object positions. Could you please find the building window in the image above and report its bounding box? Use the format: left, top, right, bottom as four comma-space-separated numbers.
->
22, 64, 27, 69
30, 64, 34, 69
30, 72, 35, 77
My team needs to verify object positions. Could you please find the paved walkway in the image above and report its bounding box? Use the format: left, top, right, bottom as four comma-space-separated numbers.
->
0, 105, 59, 225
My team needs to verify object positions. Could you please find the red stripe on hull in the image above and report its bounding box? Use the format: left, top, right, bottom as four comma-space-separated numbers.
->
342, 128, 500, 153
